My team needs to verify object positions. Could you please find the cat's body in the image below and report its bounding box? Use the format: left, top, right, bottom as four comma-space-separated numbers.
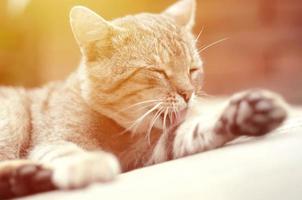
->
0, 0, 288, 198
0, 76, 161, 170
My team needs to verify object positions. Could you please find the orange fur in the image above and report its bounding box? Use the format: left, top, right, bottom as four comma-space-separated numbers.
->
0, 1, 288, 195
0, 0, 204, 189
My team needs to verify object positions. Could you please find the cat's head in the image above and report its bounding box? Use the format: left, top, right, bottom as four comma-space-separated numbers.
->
70, 0, 203, 133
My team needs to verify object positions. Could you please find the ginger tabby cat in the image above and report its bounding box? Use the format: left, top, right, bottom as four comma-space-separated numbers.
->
0, 0, 287, 198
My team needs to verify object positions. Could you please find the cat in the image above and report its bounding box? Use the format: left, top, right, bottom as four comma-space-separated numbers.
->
0, 0, 287, 198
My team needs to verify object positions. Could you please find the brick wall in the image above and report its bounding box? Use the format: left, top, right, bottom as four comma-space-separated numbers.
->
195, 0, 302, 104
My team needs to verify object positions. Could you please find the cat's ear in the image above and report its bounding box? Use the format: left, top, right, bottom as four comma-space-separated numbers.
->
70, 6, 119, 47
162, 0, 196, 30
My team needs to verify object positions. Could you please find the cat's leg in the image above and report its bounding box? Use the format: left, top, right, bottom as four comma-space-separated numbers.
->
0, 89, 55, 199
0, 141, 120, 198
172, 89, 287, 159
29, 141, 120, 190
0, 88, 32, 160
0, 144, 120, 199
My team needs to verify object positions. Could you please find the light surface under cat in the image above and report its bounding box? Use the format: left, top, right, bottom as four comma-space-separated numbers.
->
0, 0, 287, 198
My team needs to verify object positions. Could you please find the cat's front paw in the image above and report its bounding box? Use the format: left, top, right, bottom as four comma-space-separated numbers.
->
52, 151, 120, 189
216, 89, 287, 136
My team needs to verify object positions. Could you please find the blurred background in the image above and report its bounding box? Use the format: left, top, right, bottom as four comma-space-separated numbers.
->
0, 0, 301, 104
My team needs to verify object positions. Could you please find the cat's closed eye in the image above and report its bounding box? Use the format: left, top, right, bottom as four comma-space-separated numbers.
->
189, 68, 203, 78
148, 68, 169, 79
189, 68, 200, 74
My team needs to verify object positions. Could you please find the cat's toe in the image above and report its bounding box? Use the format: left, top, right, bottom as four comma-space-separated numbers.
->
0, 169, 14, 199
52, 152, 120, 189
11, 164, 55, 196
220, 89, 287, 136
0, 162, 56, 199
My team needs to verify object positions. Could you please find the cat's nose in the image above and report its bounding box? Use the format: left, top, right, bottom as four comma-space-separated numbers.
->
178, 89, 193, 103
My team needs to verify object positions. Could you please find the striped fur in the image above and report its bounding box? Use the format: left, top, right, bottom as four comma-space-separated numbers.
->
0, 0, 287, 198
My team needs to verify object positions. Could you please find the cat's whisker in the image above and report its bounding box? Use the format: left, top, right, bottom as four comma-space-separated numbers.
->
198, 37, 229, 54
172, 105, 180, 121
135, 104, 161, 132
120, 99, 162, 112
162, 108, 169, 135
168, 111, 173, 125
145, 107, 164, 144
195, 26, 204, 43
120, 103, 158, 115
113, 100, 162, 123
121, 103, 162, 135
171, 106, 176, 122
125, 103, 162, 125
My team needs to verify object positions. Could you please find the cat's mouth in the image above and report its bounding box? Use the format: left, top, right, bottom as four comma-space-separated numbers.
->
159, 108, 187, 129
